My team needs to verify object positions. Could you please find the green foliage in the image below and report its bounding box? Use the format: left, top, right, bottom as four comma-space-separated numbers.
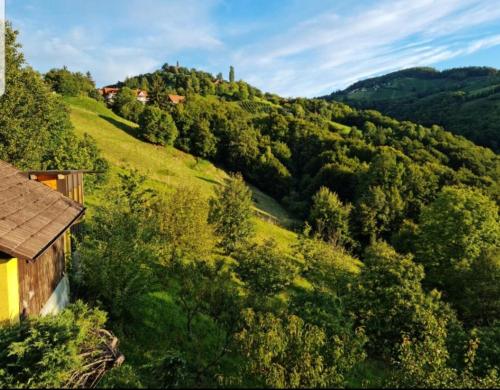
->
229, 65, 235, 83
389, 327, 500, 388
328, 66, 500, 151
45, 43, 500, 389
354, 150, 406, 243
189, 118, 218, 158
416, 186, 500, 324
471, 324, 500, 376
309, 186, 353, 247
75, 170, 157, 322
45, 67, 96, 97
138, 105, 178, 145
0, 24, 105, 172
349, 241, 447, 358
0, 302, 107, 389
113, 87, 145, 123
154, 185, 215, 264
208, 173, 255, 253
147, 73, 168, 108
456, 248, 500, 326
294, 228, 361, 289
234, 239, 299, 296
236, 309, 364, 388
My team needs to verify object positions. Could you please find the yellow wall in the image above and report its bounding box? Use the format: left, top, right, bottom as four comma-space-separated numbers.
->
0, 257, 20, 325
40, 179, 58, 190
64, 230, 71, 259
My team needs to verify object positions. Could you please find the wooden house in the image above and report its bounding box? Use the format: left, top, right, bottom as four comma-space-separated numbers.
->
99, 87, 120, 103
0, 161, 85, 325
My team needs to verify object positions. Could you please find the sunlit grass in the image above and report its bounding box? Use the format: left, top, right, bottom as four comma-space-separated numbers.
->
67, 96, 298, 249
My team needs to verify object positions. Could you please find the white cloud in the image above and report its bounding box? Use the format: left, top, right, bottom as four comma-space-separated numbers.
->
232, 0, 500, 96
8, 0, 500, 95
12, 0, 222, 86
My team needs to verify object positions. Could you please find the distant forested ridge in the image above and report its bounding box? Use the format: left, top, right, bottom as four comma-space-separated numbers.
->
119, 65, 499, 217
324, 66, 500, 151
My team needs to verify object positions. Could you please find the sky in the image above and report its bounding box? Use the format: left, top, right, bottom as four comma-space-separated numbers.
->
6, 0, 500, 97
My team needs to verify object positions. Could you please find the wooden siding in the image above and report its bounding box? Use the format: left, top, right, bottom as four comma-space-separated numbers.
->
57, 172, 84, 205
18, 235, 66, 317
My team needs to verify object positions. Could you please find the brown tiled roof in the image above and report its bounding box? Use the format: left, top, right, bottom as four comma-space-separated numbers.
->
101, 87, 120, 95
168, 94, 185, 104
0, 161, 85, 260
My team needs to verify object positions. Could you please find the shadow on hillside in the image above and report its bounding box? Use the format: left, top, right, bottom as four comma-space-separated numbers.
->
195, 176, 222, 186
99, 115, 140, 138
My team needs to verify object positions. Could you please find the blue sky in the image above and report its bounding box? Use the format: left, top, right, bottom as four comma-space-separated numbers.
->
6, 0, 500, 97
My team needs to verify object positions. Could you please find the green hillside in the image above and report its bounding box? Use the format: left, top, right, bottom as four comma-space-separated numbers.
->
65, 96, 299, 250
326, 66, 500, 151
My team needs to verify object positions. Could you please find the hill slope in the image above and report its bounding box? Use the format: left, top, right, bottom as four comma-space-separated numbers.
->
65, 96, 299, 250
326, 66, 500, 151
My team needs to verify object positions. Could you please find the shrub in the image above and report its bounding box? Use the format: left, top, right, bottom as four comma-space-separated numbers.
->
234, 240, 299, 296
0, 302, 109, 388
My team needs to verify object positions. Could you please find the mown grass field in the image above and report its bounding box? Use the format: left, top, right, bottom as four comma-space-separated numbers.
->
65, 96, 298, 250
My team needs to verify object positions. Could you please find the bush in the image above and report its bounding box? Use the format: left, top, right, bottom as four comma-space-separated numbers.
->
235, 309, 365, 388
234, 240, 299, 296
0, 302, 108, 388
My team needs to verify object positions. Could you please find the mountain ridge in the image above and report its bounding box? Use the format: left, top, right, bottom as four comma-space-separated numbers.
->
325, 66, 500, 151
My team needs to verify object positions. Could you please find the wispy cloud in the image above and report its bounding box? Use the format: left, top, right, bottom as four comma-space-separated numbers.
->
7, 0, 500, 96
233, 0, 500, 96
9, 0, 222, 85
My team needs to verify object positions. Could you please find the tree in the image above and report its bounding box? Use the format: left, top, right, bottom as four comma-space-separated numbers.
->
349, 241, 448, 358
415, 186, 500, 322
354, 150, 407, 242
450, 247, 500, 326
235, 309, 364, 388
189, 118, 218, 158
154, 186, 215, 264
113, 87, 144, 123
44, 67, 95, 97
237, 81, 249, 100
309, 187, 353, 247
0, 23, 104, 171
138, 106, 178, 146
208, 173, 255, 253
75, 171, 156, 322
389, 326, 500, 388
293, 228, 360, 290
234, 239, 299, 296
148, 73, 167, 108
161, 259, 243, 387
229, 65, 235, 83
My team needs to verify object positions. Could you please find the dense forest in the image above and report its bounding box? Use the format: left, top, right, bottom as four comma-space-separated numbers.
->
0, 24, 499, 388
326, 66, 500, 151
